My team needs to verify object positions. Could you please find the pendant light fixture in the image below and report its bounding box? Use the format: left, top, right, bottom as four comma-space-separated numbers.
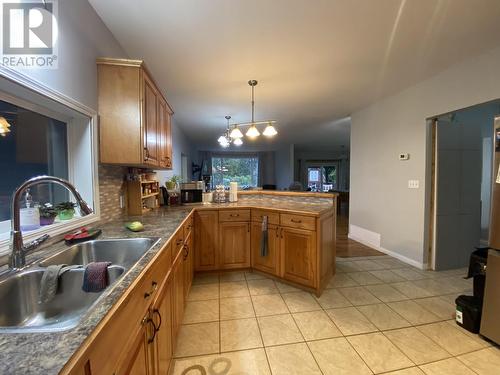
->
246, 80, 262, 138
0, 116, 11, 137
217, 80, 277, 145
218, 115, 243, 148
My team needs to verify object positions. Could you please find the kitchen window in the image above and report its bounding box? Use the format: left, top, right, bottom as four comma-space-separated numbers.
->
212, 155, 259, 188
0, 69, 99, 255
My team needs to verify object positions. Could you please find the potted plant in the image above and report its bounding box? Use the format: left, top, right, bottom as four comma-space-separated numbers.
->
39, 203, 58, 226
56, 201, 76, 220
165, 175, 182, 191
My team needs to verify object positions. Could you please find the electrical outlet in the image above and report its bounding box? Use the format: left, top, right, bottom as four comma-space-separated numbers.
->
408, 180, 419, 189
399, 153, 410, 161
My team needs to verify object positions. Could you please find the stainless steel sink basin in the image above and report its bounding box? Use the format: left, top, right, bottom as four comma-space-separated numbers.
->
0, 237, 159, 332
39, 238, 159, 269
0, 266, 124, 332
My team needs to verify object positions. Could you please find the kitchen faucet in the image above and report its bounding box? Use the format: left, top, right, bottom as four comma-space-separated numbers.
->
9, 175, 93, 270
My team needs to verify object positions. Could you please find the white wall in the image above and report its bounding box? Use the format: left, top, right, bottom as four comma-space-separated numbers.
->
17, 0, 126, 110
350, 45, 500, 268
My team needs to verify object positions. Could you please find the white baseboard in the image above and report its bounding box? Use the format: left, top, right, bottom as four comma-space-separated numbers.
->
348, 224, 426, 270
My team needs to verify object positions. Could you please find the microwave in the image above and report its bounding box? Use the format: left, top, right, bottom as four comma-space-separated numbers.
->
181, 189, 202, 204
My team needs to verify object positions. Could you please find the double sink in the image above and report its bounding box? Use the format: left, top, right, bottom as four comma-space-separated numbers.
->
0, 237, 159, 333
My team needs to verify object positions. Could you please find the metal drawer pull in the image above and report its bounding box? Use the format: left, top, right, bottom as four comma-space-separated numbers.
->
152, 309, 162, 331
291, 219, 302, 223
144, 281, 158, 299
230, 213, 239, 217
144, 318, 157, 343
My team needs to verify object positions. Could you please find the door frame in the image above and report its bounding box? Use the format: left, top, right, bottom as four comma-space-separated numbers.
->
425, 108, 497, 270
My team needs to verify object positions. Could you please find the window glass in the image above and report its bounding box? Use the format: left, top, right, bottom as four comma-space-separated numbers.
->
212, 156, 259, 188
0, 100, 69, 226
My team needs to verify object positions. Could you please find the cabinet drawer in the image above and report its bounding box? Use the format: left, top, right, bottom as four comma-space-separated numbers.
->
280, 213, 316, 231
251, 209, 279, 225
219, 209, 250, 222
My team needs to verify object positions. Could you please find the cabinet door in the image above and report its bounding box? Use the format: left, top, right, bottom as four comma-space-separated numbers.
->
194, 210, 219, 271
251, 222, 280, 276
143, 73, 159, 166
172, 254, 185, 345
219, 222, 251, 269
152, 278, 173, 375
116, 315, 155, 375
157, 98, 172, 169
183, 235, 194, 299
280, 227, 316, 287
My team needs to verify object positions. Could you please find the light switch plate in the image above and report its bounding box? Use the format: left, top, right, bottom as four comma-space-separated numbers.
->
408, 180, 419, 189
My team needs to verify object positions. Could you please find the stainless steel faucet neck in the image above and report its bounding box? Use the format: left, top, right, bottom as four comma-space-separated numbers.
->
9, 175, 93, 270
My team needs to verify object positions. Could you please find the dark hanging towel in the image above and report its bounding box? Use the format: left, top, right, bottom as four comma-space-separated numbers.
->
260, 215, 268, 257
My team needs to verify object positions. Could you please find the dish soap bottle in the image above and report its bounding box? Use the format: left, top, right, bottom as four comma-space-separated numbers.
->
20, 188, 40, 231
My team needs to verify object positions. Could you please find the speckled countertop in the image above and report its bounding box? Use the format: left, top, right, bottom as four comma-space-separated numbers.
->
0, 199, 334, 375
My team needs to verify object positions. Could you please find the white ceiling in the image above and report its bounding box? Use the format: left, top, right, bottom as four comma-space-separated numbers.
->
89, 0, 500, 150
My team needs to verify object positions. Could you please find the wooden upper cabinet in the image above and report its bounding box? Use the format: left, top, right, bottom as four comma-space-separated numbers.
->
158, 97, 173, 169
194, 210, 219, 271
219, 222, 251, 269
280, 227, 316, 287
143, 73, 159, 166
97, 58, 173, 169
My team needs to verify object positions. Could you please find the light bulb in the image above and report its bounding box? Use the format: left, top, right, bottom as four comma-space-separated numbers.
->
230, 126, 243, 139
219, 137, 230, 147
246, 124, 260, 138
218, 135, 227, 143
263, 123, 277, 137
233, 138, 243, 146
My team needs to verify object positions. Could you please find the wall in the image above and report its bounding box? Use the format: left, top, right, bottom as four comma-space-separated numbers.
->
350, 45, 500, 268
17, 0, 126, 109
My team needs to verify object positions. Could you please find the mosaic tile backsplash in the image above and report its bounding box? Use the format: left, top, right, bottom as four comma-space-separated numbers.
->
98, 164, 127, 222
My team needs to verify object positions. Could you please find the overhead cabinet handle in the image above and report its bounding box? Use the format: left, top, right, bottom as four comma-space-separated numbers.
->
152, 308, 162, 331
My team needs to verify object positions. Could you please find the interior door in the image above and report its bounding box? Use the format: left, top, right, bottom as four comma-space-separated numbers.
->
434, 118, 485, 269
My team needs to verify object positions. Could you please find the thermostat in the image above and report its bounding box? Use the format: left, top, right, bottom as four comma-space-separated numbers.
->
399, 153, 410, 161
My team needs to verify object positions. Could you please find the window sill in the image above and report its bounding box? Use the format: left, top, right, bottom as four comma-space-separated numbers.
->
0, 214, 100, 257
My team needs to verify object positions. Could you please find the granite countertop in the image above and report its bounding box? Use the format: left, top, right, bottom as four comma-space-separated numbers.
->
0, 199, 334, 374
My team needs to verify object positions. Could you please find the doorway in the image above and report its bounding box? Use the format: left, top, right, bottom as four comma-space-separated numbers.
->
429, 100, 500, 270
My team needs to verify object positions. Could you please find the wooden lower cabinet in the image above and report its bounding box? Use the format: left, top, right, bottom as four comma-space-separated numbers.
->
219, 221, 251, 269
116, 313, 155, 375
194, 210, 219, 271
151, 277, 173, 375
280, 227, 317, 287
172, 253, 184, 344
250, 222, 280, 276
183, 233, 194, 299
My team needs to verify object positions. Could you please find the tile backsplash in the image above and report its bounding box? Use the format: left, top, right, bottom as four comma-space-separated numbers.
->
98, 164, 127, 222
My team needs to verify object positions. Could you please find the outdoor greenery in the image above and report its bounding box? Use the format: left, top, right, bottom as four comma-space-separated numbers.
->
212, 156, 259, 188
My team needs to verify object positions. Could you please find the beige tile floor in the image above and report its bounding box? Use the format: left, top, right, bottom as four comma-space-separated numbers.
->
170, 255, 499, 374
